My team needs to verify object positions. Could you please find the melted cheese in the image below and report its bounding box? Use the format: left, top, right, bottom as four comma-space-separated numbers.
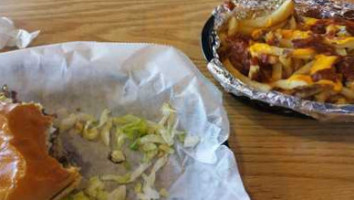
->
331, 37, 354, 45
251, 29, 264, 39
316, 80, 343, 92
288, 74, 313, 84
249, 43, 283, 56
280, 30, 311, 39
291, 48, 316, 59
310, 55, 338, 75
303, 17, 319, 26
274, 74, 313, 90
249, 43, 271, 55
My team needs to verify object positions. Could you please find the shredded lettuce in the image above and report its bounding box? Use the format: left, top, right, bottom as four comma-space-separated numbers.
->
150, 156, 168, 183
110, 150, 126, 163
85, 177, 107, 199
98, 109, 111, 127
0, 93, 12, 103
146, 121, 162, 135
115, 129, 127, 149
134, 182, 143, 193
159, 188, 169, 198
101, 173, 132, 184
96, 191, 108, 200
138, 134, 165, 145
74, 121, 84, 133
60, 114, 77, 131
113, 114, 141, 125
129, 139, 139, 151
64, 191, 90, 200
120, 118, 147, 140
123, 161, 132, 171
158, 144, 174, 154
176, 133, 186, 143
136, 156, 168, 200
76, 112, 95, 122
137, 174, 160, 200
101, 119, 112, 146
60, 103, 196, 200
83, 120, 99, 141
158, 103, 176, 126
108, 185, 126, 200
142, 149, 158, 163
158, 129, 174, 146
130, 162, 151, 182
142, 143, 157, 152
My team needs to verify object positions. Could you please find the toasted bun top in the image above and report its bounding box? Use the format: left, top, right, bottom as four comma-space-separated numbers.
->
0, 103, 77, 200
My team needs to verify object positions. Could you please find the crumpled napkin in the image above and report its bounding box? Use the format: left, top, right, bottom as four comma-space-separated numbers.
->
0, 17, 39, 49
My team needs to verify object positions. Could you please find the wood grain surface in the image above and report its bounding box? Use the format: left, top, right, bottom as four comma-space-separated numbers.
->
1, 0, 354, 199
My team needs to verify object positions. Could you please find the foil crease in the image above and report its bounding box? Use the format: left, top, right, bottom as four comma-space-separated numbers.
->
208, 0, 354, 121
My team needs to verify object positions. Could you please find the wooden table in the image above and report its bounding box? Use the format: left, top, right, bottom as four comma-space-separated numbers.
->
2, 0, 354, 199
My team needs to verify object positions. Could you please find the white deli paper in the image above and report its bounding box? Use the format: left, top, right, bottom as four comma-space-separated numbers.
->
0, 42, 250, 200
0, 17, 40, 49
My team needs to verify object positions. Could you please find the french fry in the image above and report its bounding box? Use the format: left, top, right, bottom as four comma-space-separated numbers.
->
272, 62, 283, 81
223, 59, 272, 92
238, 25, 258, 35
347, 82, 354, 91
335, 97, 347, 104
273, 74, 312, 90
293, 61, 314, 75
292, 58, 304, 72
248, 64, 260, 80
239, 0, 295, 28
314, 90, 333, 103
326, 37, 354, 50
341, 88, 354, 100
315, 80, 342, 92
228, 17, 239, 36
289, 16, 297, 30
293, 86, 323, 99
336, 48, 347, 56
268, 20, 289, 31
279, 56, 292, 78
279, 39, 293, 48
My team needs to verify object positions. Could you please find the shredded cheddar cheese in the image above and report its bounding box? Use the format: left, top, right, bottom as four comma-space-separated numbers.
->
291, 48, 316, 59
249, 43, 284, 56
310, 55, 338, 75
288, 74, 313, 84
303, 17, 319, 26
316, 80, 343, 92
279, 30, 311, 39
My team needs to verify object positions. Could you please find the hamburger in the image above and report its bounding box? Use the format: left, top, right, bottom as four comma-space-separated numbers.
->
0, 89, 80, 200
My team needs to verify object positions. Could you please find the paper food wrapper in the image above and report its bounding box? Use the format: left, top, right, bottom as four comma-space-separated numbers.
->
0, 42, 249, 200
0, 17, 39, 49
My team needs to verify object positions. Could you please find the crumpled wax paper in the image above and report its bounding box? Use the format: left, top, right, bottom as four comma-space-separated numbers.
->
0, 17, 39, 49
0, 42, 250, 200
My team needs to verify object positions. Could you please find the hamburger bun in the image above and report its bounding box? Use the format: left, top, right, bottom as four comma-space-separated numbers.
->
0, 102, 80, 200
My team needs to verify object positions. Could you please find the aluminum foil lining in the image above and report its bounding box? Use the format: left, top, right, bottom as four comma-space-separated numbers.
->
207, 0, 354, 121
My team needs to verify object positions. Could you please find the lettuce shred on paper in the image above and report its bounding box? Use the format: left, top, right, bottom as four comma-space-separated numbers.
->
59, 103, 199, 200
